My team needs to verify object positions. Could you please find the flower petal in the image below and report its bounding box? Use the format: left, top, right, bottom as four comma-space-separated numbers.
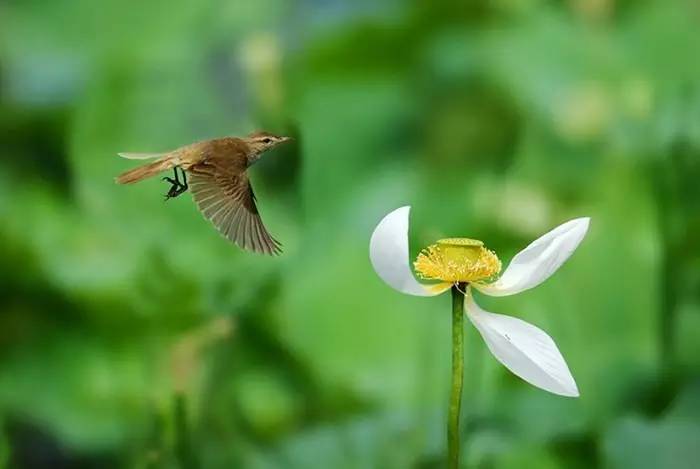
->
465, 292, 579, 397
475, 217, 590, 297
369, 206, 449, 296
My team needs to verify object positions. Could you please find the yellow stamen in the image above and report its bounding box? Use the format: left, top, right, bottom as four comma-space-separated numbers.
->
414, 238, 501, 283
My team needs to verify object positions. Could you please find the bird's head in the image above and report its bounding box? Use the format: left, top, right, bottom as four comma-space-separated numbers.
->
245, 131, 291, 163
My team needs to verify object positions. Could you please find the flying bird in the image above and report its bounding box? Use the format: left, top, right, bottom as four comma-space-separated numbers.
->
115, 131, 290, 255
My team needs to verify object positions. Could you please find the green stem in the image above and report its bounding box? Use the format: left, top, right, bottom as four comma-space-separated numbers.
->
174, 393, 197, 469
448, 284, 465, 468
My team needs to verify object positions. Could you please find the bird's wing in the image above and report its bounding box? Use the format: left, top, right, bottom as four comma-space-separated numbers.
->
189, 163, 282, 255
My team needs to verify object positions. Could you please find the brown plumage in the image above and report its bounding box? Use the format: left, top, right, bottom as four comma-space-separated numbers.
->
115, 131, 290, 255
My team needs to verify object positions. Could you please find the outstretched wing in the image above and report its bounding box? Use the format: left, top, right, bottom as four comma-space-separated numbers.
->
189, 165, 282, 255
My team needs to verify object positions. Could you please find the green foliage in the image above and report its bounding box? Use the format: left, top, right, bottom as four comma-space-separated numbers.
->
0, 0, 698, 467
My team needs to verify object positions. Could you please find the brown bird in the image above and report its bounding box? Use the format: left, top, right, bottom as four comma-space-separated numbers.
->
115, 131, 290, 255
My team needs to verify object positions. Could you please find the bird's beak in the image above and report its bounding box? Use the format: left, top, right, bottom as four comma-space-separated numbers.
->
280, 136, 292, 143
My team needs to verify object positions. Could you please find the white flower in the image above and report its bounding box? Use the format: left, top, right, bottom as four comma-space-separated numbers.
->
369, 206, 590, 397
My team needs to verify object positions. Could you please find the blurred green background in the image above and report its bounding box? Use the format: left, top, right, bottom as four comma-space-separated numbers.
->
1, 0, 699, 467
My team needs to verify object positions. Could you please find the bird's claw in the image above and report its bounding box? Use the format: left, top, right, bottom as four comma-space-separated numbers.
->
162, 167, 188, 201
164, 184, 187, 201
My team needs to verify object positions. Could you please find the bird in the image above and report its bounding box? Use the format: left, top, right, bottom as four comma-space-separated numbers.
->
115, 131, 291, 255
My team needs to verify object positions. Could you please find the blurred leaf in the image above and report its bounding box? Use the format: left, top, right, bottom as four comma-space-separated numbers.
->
604, 417, 700, 469
0, 426, 8, 469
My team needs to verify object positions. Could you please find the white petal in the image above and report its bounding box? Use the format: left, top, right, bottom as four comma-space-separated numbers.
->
475, 217, 590, 297
369, 206, 449, 297
465, 292, 579, 397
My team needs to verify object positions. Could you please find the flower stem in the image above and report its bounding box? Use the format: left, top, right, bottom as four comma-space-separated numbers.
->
448, 284, 465, 468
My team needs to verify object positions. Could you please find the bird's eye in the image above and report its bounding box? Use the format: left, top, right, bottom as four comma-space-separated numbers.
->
263, 138, 272, 144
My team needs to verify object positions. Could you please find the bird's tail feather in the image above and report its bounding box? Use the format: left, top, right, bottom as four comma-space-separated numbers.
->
115, 154, 177, 184
118, 152, 166, 160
